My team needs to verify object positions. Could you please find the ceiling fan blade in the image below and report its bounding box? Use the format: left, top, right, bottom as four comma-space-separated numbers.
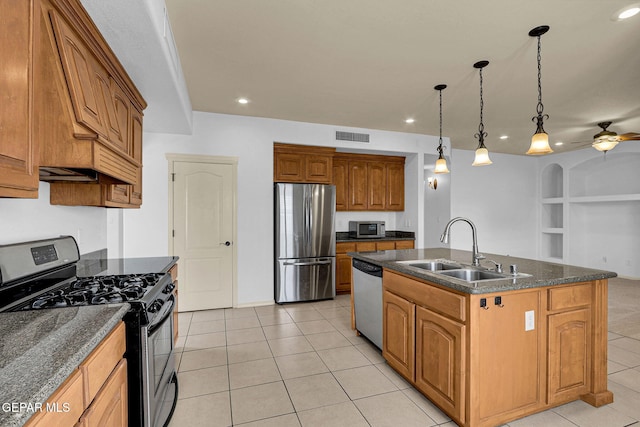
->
619, 133, 640, 141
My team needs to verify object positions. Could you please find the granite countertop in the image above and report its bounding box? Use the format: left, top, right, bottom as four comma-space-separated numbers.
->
0, 304, 130, 427
336, 231, 415, 243
349, 248, 617, 294
76, 256, 178, 277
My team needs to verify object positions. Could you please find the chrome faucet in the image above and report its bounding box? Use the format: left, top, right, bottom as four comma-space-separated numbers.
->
440, 217, 485, 267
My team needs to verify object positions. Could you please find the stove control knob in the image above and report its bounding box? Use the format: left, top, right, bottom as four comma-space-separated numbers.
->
163, 283, 176, 294
148, 299, 164, 313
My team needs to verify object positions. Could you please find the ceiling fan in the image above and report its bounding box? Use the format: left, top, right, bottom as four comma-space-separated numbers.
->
575, 121, 640, 153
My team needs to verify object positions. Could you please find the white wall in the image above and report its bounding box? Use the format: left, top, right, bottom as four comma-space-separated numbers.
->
423, 154, 452, 248
448, 149, 538, 259
0, 183, 107, 254
122, 111, 442, 305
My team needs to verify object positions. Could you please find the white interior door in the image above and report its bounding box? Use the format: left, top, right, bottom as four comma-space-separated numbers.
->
171, 159, 235, 311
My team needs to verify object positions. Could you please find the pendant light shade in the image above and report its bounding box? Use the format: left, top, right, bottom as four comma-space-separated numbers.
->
472, 146, 492, 166
434, 84, 450, 174
472, 61, 492, 166
526, 25, 553, 155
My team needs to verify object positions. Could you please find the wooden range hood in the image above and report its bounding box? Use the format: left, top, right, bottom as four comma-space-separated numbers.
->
34, 0, 146, 186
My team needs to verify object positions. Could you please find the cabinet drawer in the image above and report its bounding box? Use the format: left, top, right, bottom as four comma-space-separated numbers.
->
384, 270, 466, 322
80, 322, 126, 404
376, 241, 396, 251
394, 240, 414, 250
356, 242, 377, 252
25, 368, 85, 427
336, 242, 356, 254
548, 283, 592, 311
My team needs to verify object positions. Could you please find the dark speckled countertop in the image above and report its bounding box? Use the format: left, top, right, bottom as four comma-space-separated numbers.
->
76, 256, 178, 277
0, 304, 130, 427
349, 248, 617, 294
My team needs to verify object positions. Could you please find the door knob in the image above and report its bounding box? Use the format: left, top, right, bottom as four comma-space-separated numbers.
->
220, 241, 231, 246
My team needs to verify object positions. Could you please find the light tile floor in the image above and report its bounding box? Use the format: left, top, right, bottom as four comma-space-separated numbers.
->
169, 277, 640, 427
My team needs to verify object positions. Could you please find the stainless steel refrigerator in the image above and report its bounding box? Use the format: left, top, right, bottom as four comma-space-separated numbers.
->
275, 183, 336, 303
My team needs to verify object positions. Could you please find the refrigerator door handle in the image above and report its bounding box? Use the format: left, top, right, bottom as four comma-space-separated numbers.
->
283, 260, 332, 266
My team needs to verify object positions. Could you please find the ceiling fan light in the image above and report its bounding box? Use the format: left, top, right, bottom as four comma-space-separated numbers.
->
472, 147, 492, 166
592, 140, 619, 152
526, 132, 554, 155
434, 156, 450, 174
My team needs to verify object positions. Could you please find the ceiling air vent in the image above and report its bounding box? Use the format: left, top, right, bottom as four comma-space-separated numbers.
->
336, 131, 370, 143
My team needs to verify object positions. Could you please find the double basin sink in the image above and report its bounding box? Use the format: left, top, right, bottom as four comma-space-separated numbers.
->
398, 259, 526, 282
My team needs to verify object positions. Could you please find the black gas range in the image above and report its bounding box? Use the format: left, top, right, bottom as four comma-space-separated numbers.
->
0, 237, 177, 427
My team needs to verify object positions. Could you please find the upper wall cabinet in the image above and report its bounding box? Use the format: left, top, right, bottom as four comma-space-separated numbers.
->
334, 153, 405, 212
273, 143, 335, 184
0, 0, 147, 205
0, 2, 39, 198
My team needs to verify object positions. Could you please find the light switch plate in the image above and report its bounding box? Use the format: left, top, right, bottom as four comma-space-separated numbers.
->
525, 310, 535, 331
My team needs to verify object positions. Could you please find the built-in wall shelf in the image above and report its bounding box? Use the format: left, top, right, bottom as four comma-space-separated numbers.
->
569, 194, 640, 204
539, 152, 640, 278
541, 197, 564, 204
541, 228, 564, 234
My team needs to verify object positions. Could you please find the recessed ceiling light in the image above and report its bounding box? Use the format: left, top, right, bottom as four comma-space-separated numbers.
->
555, 141, 564, 146
499, 135, 508, 140
237, 98, 249, 104
405, 118, 415, 124
612, 4, 640, 20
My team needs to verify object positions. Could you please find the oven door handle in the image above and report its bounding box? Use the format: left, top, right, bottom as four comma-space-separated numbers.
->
148, 293, 176, 336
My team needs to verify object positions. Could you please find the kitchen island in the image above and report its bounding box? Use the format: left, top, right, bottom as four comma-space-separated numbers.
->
349, 248, 616, 427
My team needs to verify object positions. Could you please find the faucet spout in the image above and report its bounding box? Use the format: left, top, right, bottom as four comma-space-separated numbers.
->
440, 217, 484, 266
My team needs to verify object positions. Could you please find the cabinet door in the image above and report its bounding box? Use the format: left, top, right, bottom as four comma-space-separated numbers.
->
128, 107, 143, 206
367, 162, 387, 210
548, 308, 591, 404
274, 152, 305, 182
80, 359, 128, 427
336, 253, 353, 294
0, 1, 38, 197
333, 158, 348, 211
386, 161, 405, 211
383, 290, 415, 381
347, 161, 368, 210
415, 306, 465, 423
473, 291, 541, 422
305, 154, 332, 183
50, 11, 107, 138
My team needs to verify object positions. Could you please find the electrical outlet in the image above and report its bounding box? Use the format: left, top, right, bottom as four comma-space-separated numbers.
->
525, 310, 535, 331
480, 298, 487, 308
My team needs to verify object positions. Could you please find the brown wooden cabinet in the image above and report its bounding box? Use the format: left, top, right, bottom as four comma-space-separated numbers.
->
332, 158, 348, 210
336, 240, 414, 295
383, 289, 415, 381
0, 2, 39, 198
26, 322, 127, 427
334, 153, 405, 211
415, 306, 465, 423
273, 143, 335, 183
1, 0, 146, 203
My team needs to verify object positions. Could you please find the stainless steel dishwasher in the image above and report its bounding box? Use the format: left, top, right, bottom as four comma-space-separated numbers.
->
352, 258, 383, 349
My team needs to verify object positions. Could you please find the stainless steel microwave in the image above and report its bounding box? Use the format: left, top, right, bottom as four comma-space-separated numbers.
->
348, 221, 385, 239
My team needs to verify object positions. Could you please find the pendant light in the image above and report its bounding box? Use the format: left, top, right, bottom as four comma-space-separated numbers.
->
434, 84, 450, 174
472, 60, 492, 166
526, 25, 553, 155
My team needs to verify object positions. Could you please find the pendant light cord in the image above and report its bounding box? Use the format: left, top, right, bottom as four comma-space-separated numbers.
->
475, 65, 487, 146
536, 35, 544, 116
438, 89, 444, 155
